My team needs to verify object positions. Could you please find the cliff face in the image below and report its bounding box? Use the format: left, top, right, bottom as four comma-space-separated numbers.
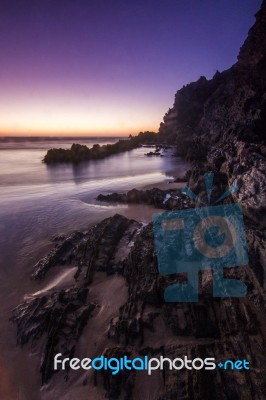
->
159, 0, 266, 222
238, 1, 266, 66
160, 0, 266, 145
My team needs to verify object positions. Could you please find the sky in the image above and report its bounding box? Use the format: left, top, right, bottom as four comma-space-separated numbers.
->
0, 0, 262, 137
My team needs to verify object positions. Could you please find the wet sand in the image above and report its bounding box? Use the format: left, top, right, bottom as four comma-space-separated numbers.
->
139, 180, 186, 191
0, 201, 168, 400
0, 141, 189, 399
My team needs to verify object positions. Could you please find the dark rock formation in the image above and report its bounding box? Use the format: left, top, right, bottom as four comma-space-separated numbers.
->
11, 211, 266, 398
97, 188, 193, 210
11, 214, 142, 387
11, 286, 95, 384
43, 131, 158, 164
145, 151, 163, 156
145, 145, 164, 156
94, 347, 133, 399
107, 218, 265, 399
207, 140, 266, 226
11, 178, 266, 398
158, 1, 266, 222
32, 231, 84, 280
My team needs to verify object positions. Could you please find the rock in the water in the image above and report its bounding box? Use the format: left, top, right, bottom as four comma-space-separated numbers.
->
97, 188, 193, 211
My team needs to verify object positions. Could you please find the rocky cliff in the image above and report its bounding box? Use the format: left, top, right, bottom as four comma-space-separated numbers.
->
160, 1, 266, 146
159, 0, 266, 224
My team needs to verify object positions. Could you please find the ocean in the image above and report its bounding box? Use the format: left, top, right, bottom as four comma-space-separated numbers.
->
0, 136, 189, 398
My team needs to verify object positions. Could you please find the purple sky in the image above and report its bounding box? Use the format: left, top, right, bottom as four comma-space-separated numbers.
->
0, 0, 262, 136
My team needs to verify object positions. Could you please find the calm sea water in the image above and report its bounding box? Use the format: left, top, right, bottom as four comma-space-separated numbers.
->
0, 136, 190, 305
0, 137, 189, 398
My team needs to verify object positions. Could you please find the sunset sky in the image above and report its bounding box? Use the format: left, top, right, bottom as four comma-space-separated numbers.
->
0, 0, 261, 136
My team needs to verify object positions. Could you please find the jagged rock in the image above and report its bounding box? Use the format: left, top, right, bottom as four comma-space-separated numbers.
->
43, 131, 159, 164
207, 140, 266, 225
97, 188, 193, 210
11, 212, 266, 398
94, 347, 133, 399
11, 285, 95, 384
32, 231, 84, 280
145, 151, 163, 156
11, 214, 142, 387
158, 1, 266, 224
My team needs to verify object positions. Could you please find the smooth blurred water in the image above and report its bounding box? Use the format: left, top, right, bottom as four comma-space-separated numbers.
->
0, 137, 189, 290
0, 137, 189, 398
0, 135, 191, 306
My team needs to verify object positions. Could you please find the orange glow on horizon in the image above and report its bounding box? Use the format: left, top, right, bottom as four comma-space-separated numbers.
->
0, 128, 157, 137
0, 91, 161, 137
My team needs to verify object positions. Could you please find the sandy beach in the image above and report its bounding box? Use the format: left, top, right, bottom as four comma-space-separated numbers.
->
139, 180, 186, 191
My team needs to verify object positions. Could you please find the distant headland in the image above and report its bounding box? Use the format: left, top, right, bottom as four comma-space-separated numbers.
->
43, 131, 160, 164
